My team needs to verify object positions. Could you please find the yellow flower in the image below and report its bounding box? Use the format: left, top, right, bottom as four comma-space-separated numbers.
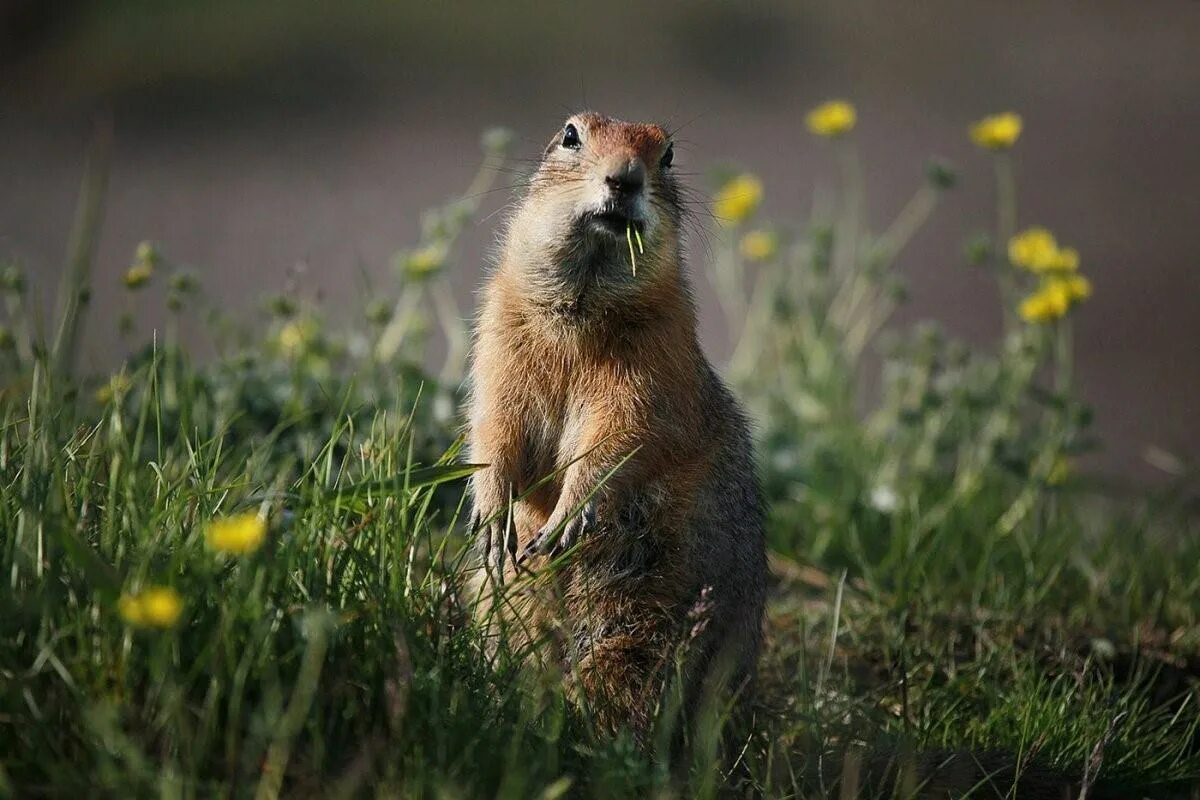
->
403, 243, 448, 280
123, 263, 153, 289
969, 112, 1022, 150
95, 372, 131, 404
276, 318, 318, 358
134, 241, 161, 267
278, 323, 305, 354
118, 586, 183, 629
714, 174, 763, 225
1008, 227, 1057, 270
1052, 274, 1092, 301
123, 241, 161, 289
1018, 282, 1071, 323
205, 512, 267, 555
739, 230, 778, 262
1009, 228, 1082, 274
805, 100, 857, 138
1046, 247, 1079, 273
1018, 264, 1093, 323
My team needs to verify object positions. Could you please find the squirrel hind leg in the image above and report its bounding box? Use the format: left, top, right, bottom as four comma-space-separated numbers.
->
572, 631, 665, 739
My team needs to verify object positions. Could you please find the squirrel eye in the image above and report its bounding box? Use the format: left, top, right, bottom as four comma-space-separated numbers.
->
659, 143, 674, 168
561, 123, 581, 149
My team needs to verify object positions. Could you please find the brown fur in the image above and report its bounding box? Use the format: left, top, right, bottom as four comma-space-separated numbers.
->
466, 112, 767, 736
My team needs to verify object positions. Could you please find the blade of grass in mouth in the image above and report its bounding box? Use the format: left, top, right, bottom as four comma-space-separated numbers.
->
626, 221, 638, 277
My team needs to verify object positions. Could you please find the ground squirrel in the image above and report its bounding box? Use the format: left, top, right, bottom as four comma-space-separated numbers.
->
466, 112, 767, 735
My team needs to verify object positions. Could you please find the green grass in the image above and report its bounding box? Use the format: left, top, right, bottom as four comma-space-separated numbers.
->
1, 118, 1197, 798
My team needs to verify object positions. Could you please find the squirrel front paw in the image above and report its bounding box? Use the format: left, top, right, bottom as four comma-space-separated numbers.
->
520, 500, 596, 563
470, 505, 518, 577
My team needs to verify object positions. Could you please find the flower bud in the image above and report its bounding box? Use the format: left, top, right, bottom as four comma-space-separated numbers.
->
925, 158, 958, 190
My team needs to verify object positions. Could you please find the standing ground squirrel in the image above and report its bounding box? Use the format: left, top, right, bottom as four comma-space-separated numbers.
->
466, 112, 767, 735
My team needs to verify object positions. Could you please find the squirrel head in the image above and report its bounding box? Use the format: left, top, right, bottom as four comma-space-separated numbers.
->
506, 112, 686, 308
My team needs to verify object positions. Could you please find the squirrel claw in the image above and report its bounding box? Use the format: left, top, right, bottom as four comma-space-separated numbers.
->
473, 507, 517, 578
520, 501, 596, 563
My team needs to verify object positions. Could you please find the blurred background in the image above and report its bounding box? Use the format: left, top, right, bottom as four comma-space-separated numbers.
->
2, 0, 1198, 482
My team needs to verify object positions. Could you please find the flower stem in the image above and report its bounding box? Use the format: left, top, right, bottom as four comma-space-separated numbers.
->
1055, 318, 1073, 393
834, 140, 864, 278
876, 184, 938, 266
993, 153, 1018, 331
50, 116, 112, 379
712, 236, 746, 341
433, 279, 468, 384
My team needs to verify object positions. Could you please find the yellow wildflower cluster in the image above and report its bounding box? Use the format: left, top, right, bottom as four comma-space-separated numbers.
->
277, 323, 306, 354
714, 174, 763, 225
739, 230, 778, 262
1009, 227, 1080, 274
276, 317, 318, 358
124, 264, 152, 289
94, 372, 132, 404
402, 242, 448, 280
805, 100, 857, 138
205, 512, 268, 555
1019, 277, 1092, 323
118, 586, 183, 629
1011, 227, 1092, 323
969, 112, 1022, 150
123, 241, 160, 289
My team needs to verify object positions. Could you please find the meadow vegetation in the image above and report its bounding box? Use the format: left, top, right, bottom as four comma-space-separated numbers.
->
1, 105, 1197, 797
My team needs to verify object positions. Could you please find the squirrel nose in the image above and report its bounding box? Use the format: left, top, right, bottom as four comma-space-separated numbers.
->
604, 160, 645, 197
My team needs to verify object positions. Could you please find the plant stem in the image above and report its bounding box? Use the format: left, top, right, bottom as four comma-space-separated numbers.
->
51, 115, 113, 379
876, 184, 938, 266
728, 265, 778, 382
833, 140, 864, 278
993, 153, 1018, 332
1055, 319, 1073, 393
255, 610, 334, 800
712, 237, 746, 342
433, 279, 468, 384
